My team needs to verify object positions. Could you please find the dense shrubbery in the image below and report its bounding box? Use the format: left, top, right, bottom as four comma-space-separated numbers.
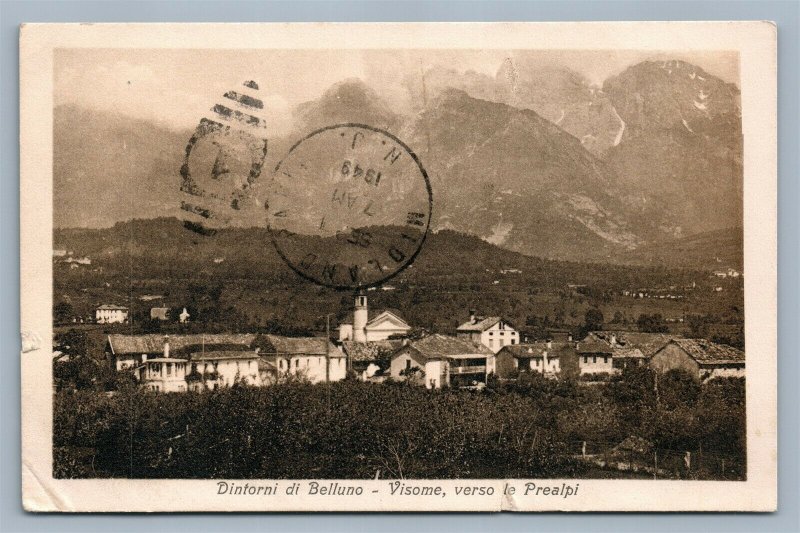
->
54, 369, 745, 480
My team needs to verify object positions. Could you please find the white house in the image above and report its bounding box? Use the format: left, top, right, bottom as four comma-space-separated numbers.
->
338, 295, 411, 343
389, 334, 494, 389
258, 334, 347, 383
135, 338, 188, 393
188, 350, 261, 390
456, 312, 518, 353
95, 304, 129, 324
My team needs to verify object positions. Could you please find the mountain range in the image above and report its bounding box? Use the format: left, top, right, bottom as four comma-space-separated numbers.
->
53, 58, 743, 266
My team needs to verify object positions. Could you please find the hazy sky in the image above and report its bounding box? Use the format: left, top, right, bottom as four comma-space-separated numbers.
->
55, 49, 739, 136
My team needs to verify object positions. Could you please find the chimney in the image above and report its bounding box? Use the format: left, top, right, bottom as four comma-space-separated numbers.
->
610, 334, 617, 347
546, 340, 553, 349
142, 354, 148, 362
469, 309, 476, 324
568, 334, 573, 342
353, 294, 368, 343
163, 335, 170, 358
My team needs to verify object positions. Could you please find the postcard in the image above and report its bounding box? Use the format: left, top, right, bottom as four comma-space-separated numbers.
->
20, 21, 776, 512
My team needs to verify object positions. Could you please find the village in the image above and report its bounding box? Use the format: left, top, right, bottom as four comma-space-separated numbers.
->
94, 293, 745, 394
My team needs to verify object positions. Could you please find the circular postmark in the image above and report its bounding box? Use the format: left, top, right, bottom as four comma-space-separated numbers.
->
267, 124, 432, 290
179, 80, 269, 235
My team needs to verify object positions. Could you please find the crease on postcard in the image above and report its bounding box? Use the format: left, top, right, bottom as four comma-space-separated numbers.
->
22, 460, 69, 512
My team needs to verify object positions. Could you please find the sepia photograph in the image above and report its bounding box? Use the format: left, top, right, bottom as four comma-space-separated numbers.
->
19, 22, 777, 512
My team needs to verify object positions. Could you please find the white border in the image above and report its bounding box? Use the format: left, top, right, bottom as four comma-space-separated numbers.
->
20, 21, 777, 512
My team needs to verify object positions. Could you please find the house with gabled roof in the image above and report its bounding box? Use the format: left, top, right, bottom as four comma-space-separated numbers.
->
256, 334, 347, 383
578, 331, 677, 374
389, 334, 494, 389
495, 341, 578, 379
456, 311, 518, 353
650, 339, 745, 380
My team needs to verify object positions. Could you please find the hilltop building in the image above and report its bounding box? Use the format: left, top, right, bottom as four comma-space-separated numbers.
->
338, 294, 411, 343
95, 304, 129, 324
150, 307, 170, 321
456, 311, 518, 353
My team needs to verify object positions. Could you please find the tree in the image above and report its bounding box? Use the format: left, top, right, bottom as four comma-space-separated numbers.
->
584, 308, 604, 331
637, 313, 668, 333
55, 329, 90, 358
54, 301, 74, 324
685, 314, 710, 338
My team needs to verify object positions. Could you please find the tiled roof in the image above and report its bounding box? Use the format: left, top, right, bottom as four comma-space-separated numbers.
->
107, 334, 256, 355
97, 304, 128, 310
191, 350, 260, 361
498, 342, 574, 359
403, 334, 493, 360
341, 340, 404, 362
669, 339, 745, 364
613, 347, 646, 359
576, 337, 614, 354
578, 331, 678, 357
456, 316, 502, 332
260, 334, 345, 358
589, 330, 678, 357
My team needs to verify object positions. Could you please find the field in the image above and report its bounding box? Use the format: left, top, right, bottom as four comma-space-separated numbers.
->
53, 371, 745, 480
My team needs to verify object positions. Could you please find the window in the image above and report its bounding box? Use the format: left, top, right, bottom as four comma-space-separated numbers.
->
489, 332, 493, 335
406, 359, 411, 370
499, 332, 504, 336
294, 359, 299, 369
583, 356, 588, 364
166, 363, 172, 376
536, 359, 540, 367
489, 339, 495, 349
603, 356, 608, 364
511, 339, 516, 345
593, 356, 597, 364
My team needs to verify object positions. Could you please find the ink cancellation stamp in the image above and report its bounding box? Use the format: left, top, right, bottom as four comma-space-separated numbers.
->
20, 22, 777, 514
268, 124, 432, 289
180, 80, 269, 234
